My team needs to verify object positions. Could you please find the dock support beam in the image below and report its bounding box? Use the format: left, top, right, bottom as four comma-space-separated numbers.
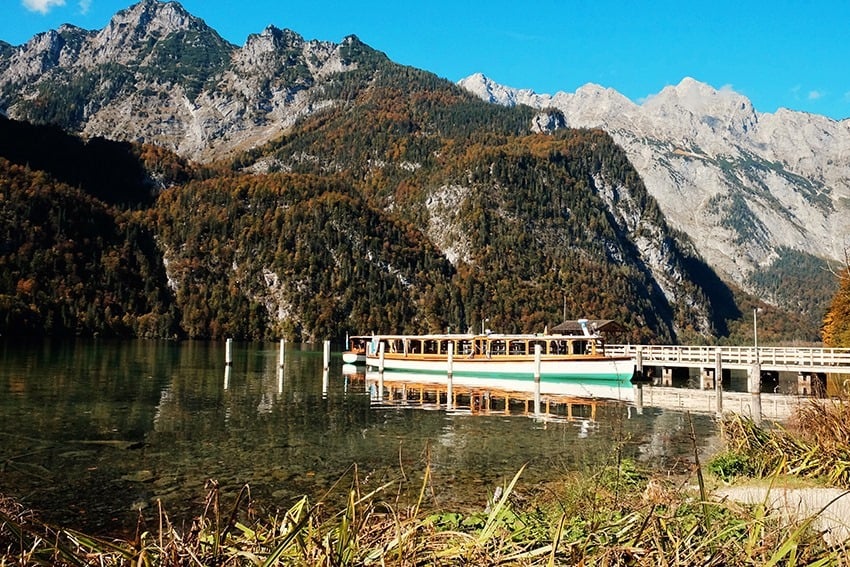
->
533, 344, 541, 416
447, 342, 454, 410
715, 349, 723, 415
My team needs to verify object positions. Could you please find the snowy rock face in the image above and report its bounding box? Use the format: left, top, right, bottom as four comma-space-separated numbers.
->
460, 74, 850, 294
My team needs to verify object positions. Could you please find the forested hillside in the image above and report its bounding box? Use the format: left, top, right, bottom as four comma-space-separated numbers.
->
0, 157, 176, 336
0, 42, 818, 343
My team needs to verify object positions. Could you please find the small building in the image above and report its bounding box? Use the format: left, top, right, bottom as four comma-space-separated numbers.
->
551, 320, 628, 342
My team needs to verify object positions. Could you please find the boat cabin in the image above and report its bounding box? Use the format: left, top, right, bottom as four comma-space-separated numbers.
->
371, 334, 606, 359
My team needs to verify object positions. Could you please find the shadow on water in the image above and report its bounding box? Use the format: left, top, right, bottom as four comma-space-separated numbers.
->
0, 339, 719, 536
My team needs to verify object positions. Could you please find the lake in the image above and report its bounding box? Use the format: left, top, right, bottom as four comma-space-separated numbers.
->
0, 338, 719, 536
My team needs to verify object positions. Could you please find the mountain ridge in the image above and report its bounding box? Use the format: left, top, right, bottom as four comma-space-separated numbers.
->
459, 73, 849, 308
0, 1, 836, 342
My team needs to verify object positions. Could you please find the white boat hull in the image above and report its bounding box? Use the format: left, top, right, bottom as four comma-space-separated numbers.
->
365, 355, 635, 401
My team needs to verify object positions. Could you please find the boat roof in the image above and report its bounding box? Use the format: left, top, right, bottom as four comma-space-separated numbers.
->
366, 332, 601, 340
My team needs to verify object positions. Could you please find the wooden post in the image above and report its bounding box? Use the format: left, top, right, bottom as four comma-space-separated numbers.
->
323, 340, 330, 371
750, 361, 762, 425
636, 347, 643, 380
715, 349, 723, 415
533, 344, 542, 416
279, 338, 286, 368
661, 367, 673, 387
377, 342, 385, 401
225, 338, 233, 366
634, 383, 644, 415
447, 342, 454, 410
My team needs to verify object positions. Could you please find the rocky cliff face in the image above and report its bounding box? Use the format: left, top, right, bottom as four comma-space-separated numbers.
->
0, 0, 357, 161
459, 73, 850, 300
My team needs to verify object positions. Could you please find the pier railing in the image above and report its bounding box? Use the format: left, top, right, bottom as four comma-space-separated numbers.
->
608, 345, 850, 373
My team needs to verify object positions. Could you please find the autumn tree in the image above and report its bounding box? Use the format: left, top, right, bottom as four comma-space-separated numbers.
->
823, 259, 850, 347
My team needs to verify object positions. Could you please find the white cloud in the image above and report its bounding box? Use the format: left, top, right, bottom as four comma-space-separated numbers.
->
22, 0, 66, 14
808, 90, 823, 101
79, 0, 91, 14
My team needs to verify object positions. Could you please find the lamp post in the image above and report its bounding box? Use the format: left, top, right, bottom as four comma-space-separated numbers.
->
753, 308, 759, 362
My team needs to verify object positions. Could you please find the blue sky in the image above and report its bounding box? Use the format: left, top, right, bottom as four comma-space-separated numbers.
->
5, 0, 850, 120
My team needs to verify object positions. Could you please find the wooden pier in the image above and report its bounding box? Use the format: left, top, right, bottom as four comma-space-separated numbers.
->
342, 344, 850, 424
609, 345, 850, 394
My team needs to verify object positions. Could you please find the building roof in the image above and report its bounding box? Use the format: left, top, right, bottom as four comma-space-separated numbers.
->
550, 320, 626, 335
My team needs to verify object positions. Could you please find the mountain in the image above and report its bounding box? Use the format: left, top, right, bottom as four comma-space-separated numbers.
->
0, 0, 358, 162
0, 1, 825, 343
459, 74, 848, 324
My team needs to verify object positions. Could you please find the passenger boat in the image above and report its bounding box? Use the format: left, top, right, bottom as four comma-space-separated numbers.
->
364, 320, 636, 401
342, 335, 370, 364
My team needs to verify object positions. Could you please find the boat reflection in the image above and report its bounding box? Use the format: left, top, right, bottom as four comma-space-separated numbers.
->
344, 365, 622, 425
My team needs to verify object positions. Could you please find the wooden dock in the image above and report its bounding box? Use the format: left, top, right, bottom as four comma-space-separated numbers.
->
344, 344, 850, 424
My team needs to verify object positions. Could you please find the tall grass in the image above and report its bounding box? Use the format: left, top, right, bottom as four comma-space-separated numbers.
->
2, 453, 845, 565
718, 398, 850, 487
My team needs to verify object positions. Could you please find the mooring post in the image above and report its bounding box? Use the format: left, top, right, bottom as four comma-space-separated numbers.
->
225, 338, 233, 366
447, 341, 454, 410
750, 361, 763, 425
715, 349, 723, 415
377, 342, 385, 401
636, 347, 643, 380
634, 383, 644, 414
224, 365, 231, 390
279, 338, 286, 368
323, 340, 330, 371
534, 344, 542, 416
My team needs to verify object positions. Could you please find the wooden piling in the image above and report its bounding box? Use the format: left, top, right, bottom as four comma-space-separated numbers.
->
323, 340, 330, 371
715, 349, 723, 415
225, 338, 233, 366
533, 344, 542, 415
447, 342, 454, 410
279, 338, 285, 368
750, 361, 762, 425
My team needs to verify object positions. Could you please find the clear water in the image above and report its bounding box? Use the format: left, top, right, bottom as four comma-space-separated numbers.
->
0, 339, 719, 536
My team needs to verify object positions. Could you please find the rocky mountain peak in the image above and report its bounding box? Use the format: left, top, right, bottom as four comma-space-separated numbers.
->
644, 77, 758, 138
244, 25, 304, 54
458, 72, 533, 107
459, 74, 850, 306
88, 0, 226, 66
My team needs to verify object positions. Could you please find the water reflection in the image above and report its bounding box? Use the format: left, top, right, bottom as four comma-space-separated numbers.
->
0, 339, 720, 537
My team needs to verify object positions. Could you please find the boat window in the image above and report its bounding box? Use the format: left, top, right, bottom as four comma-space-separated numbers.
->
572, 340, 588, 355
459, 340, 473, 355
550, 340, 567, 355
490, 340, 506, 356
423, 340, 438, 354
531, 340, 546, 355
509, 341, 526, 355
